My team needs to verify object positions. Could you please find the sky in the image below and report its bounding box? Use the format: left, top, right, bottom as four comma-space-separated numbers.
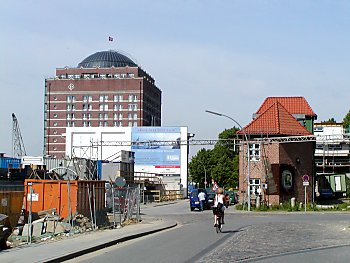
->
1, 0, 350, 158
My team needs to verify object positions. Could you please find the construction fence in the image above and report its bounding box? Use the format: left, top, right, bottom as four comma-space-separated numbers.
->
105, 184, 141, 227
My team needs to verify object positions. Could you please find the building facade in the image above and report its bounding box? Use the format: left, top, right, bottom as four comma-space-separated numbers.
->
238, 97, 317, 206
44, 50, 162, 158
314, 123, 350, 198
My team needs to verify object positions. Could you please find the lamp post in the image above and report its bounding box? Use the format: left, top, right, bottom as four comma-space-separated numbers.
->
205, 110, 251, 211
198, 160, 207, 189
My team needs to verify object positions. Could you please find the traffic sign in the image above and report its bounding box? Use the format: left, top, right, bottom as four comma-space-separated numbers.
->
302, 174, 309, 183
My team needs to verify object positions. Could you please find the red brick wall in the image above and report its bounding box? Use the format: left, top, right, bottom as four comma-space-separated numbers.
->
239, 141, 315, 206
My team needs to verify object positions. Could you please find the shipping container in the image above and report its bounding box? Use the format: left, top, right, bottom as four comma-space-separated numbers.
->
0, 157, 21, 169
23, 180, 105, 222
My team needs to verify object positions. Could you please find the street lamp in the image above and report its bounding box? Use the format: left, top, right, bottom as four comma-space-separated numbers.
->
205, 110, 251, 211
198, 160, 207, 189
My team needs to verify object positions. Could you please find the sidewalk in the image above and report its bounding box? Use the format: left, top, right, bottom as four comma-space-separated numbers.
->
0, 216, 177, 263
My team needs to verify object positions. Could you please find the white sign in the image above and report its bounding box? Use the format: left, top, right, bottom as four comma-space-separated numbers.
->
27, 193, 39, 201
1, 198, 8, 207
303, 181, 309, 186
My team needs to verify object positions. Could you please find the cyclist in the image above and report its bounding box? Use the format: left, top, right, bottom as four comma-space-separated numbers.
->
213, 187, 226, 226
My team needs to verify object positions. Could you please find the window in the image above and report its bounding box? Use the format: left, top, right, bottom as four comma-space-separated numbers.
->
98, 113, 103, 120
104, 113, 108, 120
87, 113, 91, 119
128, 104, 137, 111
87, 121, 91, 127
119, 113, 123, 120
133, 113, 137, 120
66, 113, 70, 120
53, 122, 58, 126
53, 114, 58, 118
53, 139, 57, 143
128, 94, 137, 102
66, 96, 76, 103
104, 121, 108, 127
99, 104, 108, 111
98, 121, 103, 127
82, 121, 87, 127
128, 122, 132, 127
99, 95, 108, 102
314, 126, 324, 132
114, 104, 122, 111
249, 179, 261, 196
133, 122, 137, 126
114, 113, 118, 120
71, 113, 75, 120
82, 113, 87, 120
114, 94, 123, 102
113, 121, 122, 127
249, 143, 260, 161
83, 96, 88, 102
128, 113, 133, 120
83, 104, 92, 111
328, 144, 342, 150
67, 105, 71, 111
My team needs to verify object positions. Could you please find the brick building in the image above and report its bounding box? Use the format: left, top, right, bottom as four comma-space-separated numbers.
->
237, 97, 317, 206
44, 50, 162, 158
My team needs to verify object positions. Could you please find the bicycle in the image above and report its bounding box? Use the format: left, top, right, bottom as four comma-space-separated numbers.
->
213, 208, 223, 233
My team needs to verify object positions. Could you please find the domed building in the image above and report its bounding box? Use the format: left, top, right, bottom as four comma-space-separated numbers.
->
44, 50, 162, 158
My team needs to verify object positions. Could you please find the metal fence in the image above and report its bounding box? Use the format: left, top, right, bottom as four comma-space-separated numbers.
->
105, 184, 141, 227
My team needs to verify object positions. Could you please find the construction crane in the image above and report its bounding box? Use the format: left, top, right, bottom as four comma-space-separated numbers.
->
12, 113, 27, 158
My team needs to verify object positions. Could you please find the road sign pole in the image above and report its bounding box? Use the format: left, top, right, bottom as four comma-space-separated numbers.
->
304, 186, 307, 212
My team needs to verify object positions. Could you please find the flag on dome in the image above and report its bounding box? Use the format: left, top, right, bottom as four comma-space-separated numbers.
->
108, 36, 113, 41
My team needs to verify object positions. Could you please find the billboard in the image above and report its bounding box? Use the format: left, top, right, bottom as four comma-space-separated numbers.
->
132, 127, 181, 174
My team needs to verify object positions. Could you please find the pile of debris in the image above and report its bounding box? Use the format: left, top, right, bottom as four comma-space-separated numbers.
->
7, 209, 95, 248
0, 214, 11, 249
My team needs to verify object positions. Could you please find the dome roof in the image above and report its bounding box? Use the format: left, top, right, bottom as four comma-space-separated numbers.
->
78, 50, 137, 68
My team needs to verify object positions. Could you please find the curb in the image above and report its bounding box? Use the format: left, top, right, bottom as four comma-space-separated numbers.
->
44, 221, 178, 262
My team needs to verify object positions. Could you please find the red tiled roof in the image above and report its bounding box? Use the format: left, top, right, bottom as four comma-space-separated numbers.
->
256, 96, 317, 117
237, 102, 312, 136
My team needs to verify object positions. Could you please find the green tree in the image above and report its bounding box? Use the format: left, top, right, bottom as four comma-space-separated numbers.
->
189, 128, 240, 189
343, 110, 350, 130
321, 118, 336, 124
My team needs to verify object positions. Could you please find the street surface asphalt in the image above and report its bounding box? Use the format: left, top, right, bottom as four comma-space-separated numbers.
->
1, 199, 350, 263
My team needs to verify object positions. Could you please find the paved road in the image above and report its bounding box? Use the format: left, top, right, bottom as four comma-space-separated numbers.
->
69, 200, 350, 263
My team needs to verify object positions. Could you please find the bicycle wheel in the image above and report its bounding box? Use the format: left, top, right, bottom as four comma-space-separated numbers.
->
215, 217, 221, 233
219, 222, 222, 232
